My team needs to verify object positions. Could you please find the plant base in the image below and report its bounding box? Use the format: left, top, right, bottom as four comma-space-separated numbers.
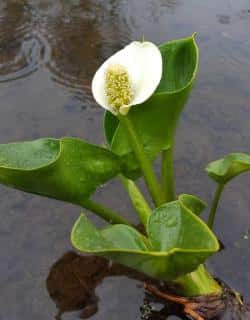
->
143, 280, 250, 320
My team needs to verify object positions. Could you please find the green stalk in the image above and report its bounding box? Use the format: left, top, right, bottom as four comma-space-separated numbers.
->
208, 184, 224, 229
161, 147, 175, 202
174, 264, 222, 296
119, 174, 152, 227
118, 114, 165, 207
80, 199, 130, 225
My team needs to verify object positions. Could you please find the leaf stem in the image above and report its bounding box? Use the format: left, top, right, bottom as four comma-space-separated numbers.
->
208, 184, 224, 229
119, 174, 152, 227
81, 199, 130, 225
161, 147, 175, 202
174, 264, 222, 296
118, 114, 165, 207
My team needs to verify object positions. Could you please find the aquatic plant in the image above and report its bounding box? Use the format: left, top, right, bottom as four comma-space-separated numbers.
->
0, 35, 249, 319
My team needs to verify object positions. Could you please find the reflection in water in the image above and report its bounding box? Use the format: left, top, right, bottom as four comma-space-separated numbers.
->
0, 1, 51, 83
47, 252, 106, 319
0, 0, 131, 103
45, 0, 127, 103
47, 252, 188, 320
46, 251, 151, 319
0, 1, 30, 81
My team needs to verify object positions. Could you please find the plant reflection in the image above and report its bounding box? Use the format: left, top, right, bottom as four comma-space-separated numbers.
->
0, 0, 32, 81
46, 251, 151, 319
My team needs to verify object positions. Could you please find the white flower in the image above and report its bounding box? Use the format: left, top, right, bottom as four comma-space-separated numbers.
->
91, 41, 162, 115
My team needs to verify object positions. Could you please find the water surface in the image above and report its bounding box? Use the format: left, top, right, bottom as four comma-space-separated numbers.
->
1, 1, 250, 319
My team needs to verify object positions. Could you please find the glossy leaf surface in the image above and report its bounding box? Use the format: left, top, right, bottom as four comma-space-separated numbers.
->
71, 194, 219, 280
104, 35, 199, 178
206, 153, 250, 184
0, 137, 121, 204
178, 194, 206, 216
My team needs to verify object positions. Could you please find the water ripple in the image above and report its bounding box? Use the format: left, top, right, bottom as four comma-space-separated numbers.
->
0, 0, 132, 96
0, 32, 51, 83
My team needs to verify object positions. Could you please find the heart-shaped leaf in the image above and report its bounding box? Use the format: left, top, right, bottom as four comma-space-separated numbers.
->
104, 35, 199, 178
206, 153, 250, 185
71, 194, 218, 281
0, 137, 121, 205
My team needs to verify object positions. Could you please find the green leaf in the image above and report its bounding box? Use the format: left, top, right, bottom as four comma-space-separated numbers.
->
71, 194, 219, 281
71, 213, 150, 252
0, 137, 121, 204
104, 111, 119, 146
104, 34, 199, 178
206, 153, 250, 185
178, 194, 206, 216
147, 197, 214, 253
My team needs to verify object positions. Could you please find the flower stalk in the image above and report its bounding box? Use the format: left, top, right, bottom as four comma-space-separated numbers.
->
161, 147, 175, 202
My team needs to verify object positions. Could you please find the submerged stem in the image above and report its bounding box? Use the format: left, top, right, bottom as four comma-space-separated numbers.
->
208, 184, 225, 229
80, 199, 130, 225
119, 174, 151, 227
161, 148, 175, 202
118, 114, 165, 207
174, 264, 222, 297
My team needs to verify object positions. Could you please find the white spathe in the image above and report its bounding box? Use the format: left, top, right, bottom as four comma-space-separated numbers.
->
91, 41, 163, 115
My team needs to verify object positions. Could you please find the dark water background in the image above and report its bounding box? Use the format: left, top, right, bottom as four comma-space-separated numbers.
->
1, 1, 250, 319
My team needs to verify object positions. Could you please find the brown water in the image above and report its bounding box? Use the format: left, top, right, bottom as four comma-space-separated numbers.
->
1, 0, 250, 319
